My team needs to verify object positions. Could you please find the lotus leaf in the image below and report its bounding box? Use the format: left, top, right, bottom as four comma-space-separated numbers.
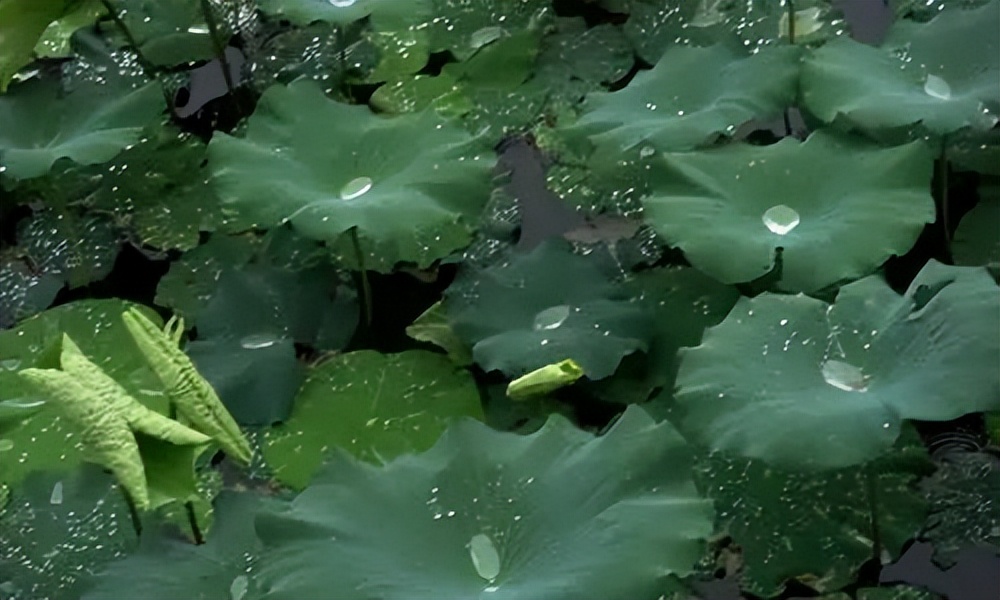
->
642, 131, 935, 292
0, 466, 136, 600
694, 432, 931, 596
571, 44, 800, 154
445, 239, 652, 379
801, 1, 1000, 137
953, 179, 999, 275
263, 349, 484, 489
675, 260, 1000, 469
83, 492, 273, 600
257, 0, 421, 27
106, 0, 223, 67
15, 207, 119, 289
208, 79, 495, 271
0, 49, 165, 180
0, 0, 74, 92
185, 263, 357, 425
254, 406, 712, 599
33, 0, 106, 59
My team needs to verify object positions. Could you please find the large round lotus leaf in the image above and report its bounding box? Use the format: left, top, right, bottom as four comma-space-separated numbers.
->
254, 406, 713, 599
642, 131, 935, 292
0, 465, 137, 600
82, 492, 273, 600
0, 300, 166, 488
675, 261, 1000, 469
571, 44, 799, 154
694, 432, 931, 597
0, 259, 63, 328
15, 208, 119, 289
34, 0, 106, 59
445, 239, 652, 379
801, 1, 1000, 137
208, 79, 494, 271
0, 67, 165, 180
0, 0, 73, 92
263, 349, 484, 489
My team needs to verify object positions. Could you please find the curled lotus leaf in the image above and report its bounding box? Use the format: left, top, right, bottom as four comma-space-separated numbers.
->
122, 308, 253, 465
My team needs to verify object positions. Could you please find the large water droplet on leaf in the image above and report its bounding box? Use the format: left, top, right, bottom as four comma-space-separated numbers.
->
821, 359, 869, 392
0, 439, 13, 452
533, 305, 571, 330
923, 74, 951, 100
50, 481, 63, 505
762, 205, 800, 235
230, 574, 249, 600
470, 26, 505, 49
240, 333, 280, 349
328, 0, 356, 6
469, 533, 501, 581
340, 176, 373, 200
780, 7, 824, 38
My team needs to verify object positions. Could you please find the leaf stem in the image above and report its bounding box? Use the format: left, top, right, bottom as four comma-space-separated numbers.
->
349, 227, 373, 325
938, 137, 951, 248
787, 0, 796, 45
864, 463, 883, 561
121, 487, 143, 538
185, 501, 205, 544
98, 0, 156, 76
198, 0, 238, 98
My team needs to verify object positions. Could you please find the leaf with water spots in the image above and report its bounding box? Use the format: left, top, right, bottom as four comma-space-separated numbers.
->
208, 79, 495, 271
674, 260, 1000, 469
81, 492, 273, 600
802, 1, 1000, 137
0, 0, 77, 92
693, 429, 931, 596
0, 465, 138, 600
569, 44, 800, 155
254, 405, 712, 599
0, 37, 165, 180
642, 130, 935, 292
263, 349, 484, 489
444, 239, 653, 380
106, 0, 224, 67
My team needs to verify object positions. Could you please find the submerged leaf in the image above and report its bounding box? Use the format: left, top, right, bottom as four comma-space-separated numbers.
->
255, 406, 713, 599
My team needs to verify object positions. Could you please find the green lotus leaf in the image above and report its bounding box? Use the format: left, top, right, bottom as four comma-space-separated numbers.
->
571, 44, 800, 154
263, 349, 484, 489
258, 0, 421, 26
0, 300, 167, 488
0, 0, 74, 92
801, 1, 1000, 137
642, 131, 935, 292
534, 18, 632, 101
857, 586, 943, 600
19, 368, 151, 508
33, 0, 105, 59
675, 260, 1000, 469
425, 0, 552, 61
15, 207, 119, 289
0, 465, 137, 600
953, 178, 999, 276
83, 492, 273, 600
0, 66, 165, 180
184, 264, 357, 425
445, 239, 652, 379
108, 0, 223, 67
694, 431, 931, 596
208, 79, 495, 271
254, 406, 713, 599
0, 256, 64, 327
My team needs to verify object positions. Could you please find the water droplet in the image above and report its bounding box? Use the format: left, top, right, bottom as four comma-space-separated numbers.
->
186, 24, 210, 34
230, 574, 249, 600
924, 74, 951, 100
762, 205, 800, 235
533, 305, 571, 331
639, 146, 656, 158
821, 359, 869, 392
340, 176, 373, 201
469, 533, 501, 581
470, 26, 505, 49
0, 439, 13, 452
327, 0, 356, 6
50, 481, 64, 505
240, 334, 280, 349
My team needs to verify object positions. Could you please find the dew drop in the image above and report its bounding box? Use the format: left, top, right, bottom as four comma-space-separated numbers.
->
327, 0, 356, 6
762, 205, 800, 235
469, 533, 501, 581
821, 359, 869, 392
533, 305, 571, 331
340, 176, 373, 201
240, 334, 280, 350
230, 575, 249, 600
50, 481, 64, 505
0, 439, 12, 452
186, 24, 210, 34
639, 145, 656, 158
923, 74, 951, 100
470, 26, 504, 49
